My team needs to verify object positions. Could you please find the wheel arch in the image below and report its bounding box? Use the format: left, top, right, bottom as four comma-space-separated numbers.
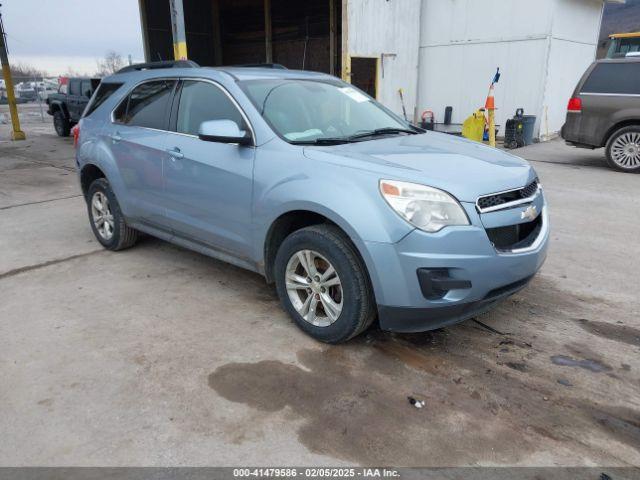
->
50, 101, 69, 118
602, 119, 640, 147
262, 207, 375, 294
80, 163, 107, 199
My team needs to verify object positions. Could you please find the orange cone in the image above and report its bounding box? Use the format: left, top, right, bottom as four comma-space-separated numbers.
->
485, 83, 495, 110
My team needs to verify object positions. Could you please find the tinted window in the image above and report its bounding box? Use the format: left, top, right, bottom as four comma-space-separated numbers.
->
83, 82, 123, 118
176, 80, 244, 136
114, 80, 176, 129
69, 80, 80, 96
582, 63, 640, 95
81, 80, 92, 98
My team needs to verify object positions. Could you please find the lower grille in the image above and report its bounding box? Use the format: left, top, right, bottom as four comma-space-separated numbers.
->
486, 214, 542, 251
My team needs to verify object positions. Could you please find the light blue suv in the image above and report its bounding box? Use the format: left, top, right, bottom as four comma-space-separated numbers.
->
75, 61, 549, 343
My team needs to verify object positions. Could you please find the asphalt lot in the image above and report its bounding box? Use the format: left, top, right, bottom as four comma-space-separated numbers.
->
1, 103, 639, 467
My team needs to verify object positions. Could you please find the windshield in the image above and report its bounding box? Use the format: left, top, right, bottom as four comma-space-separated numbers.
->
607, 37, 640, 58
240, 79, 412, 143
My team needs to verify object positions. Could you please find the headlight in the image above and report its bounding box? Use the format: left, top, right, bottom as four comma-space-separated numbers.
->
380, 180, 470, 232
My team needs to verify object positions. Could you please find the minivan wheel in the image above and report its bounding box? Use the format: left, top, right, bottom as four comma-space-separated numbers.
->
274, 225, 376, 343
87, 178, 138, 251
605, 126, 640, 173
53, 111, 71, 137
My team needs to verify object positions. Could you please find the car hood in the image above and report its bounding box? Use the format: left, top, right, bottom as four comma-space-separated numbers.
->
303, 132, 536, 202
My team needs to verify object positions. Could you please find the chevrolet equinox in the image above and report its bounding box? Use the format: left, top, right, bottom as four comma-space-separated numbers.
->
75, 61, 549, 343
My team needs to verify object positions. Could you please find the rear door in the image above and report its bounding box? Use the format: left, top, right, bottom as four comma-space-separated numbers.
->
104, 78, 177, 228
162, 79, 255, 258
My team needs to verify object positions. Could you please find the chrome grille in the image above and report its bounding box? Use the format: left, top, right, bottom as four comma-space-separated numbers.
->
477, 179, 539, 213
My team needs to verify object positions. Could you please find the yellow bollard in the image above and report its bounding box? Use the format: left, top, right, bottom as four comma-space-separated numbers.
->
1, 65, 26, 141
0, 12, 26, 141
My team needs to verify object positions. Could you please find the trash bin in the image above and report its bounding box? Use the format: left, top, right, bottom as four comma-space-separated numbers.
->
521, 114, 536, 145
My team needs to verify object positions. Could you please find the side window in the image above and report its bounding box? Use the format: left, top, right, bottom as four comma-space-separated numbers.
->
84, 82, 123, 118
176, 80, 245, 136
113, 80, 176, 129
81, 80, 92, 98
69, 80, 80, 96
582, 63, 640, 95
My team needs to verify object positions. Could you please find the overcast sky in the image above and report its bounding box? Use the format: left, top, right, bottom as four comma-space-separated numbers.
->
1, 0, 145, 76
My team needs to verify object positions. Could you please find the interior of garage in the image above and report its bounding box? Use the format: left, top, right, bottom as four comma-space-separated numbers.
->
139, 0, 342, 76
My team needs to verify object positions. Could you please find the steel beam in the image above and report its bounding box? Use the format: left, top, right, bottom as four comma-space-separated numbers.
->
170, 0, 188, 60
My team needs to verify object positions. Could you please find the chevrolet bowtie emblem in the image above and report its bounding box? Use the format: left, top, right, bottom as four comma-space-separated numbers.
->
521, 205, 538, 221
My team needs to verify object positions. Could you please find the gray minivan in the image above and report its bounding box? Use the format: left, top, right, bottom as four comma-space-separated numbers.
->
561, 57, 640, 172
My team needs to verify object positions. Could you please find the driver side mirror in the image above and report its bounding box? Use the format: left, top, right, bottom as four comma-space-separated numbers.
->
198, 120, 253, 146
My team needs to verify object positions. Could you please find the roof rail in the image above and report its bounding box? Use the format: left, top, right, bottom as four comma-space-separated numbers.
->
116, 60, 200, 74
235, 63, 287, 69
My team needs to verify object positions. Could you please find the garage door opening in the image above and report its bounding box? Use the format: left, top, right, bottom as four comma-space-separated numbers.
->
140, 0, 342, 76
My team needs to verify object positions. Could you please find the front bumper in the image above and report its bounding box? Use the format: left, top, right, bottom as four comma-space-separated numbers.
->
364, 195, 549, 332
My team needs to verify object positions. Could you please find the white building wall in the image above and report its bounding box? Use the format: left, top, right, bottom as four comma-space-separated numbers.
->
413, 0, 604, 140
540, 0, 604, 139
346, 0, 422, 117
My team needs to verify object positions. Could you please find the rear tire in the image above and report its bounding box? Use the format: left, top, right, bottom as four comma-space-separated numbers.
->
53, 111, 70, 137
274, 224, 376, 343
87, 178, 138, 251
605, 125, 640, 173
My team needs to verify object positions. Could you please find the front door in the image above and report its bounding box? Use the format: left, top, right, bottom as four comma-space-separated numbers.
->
163, 79, 255, 258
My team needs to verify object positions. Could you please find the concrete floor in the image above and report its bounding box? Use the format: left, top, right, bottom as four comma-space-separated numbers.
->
1, 104, 639, 467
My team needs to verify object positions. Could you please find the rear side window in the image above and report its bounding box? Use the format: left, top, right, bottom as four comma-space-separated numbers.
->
81, 80, 93, 98
83, 82, 123, 118
582, 63, 640, 95
113, 80, 176, 129
69, 80, 80, 96
176, 80, 245, 136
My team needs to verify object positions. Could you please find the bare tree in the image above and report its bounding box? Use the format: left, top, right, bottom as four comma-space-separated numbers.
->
10, 62, 48, 83
96, 51, 124, 76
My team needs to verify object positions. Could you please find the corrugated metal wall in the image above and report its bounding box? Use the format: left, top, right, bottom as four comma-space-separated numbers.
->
346, 0, 422, 118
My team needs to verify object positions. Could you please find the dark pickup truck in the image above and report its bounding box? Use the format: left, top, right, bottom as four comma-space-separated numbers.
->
47, 77, 100, 136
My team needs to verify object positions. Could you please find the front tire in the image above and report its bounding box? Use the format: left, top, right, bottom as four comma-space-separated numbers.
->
53, 111, 70, 137
605, 126, 640, 173
87, 178, 138, 251
274, 225, 376, 343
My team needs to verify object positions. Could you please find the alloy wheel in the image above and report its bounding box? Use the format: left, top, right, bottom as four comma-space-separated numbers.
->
91, 191, 115, 240
611, 132, 640, 169
285, 249, 343, 327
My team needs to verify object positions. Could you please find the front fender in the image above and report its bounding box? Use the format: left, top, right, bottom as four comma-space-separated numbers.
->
252, 144, 414, 301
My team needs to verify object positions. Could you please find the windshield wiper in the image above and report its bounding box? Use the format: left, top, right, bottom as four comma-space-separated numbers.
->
347, 127, 420, 140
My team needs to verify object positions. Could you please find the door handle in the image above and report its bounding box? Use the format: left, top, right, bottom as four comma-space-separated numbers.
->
165, 147, 184, 159
110, 132, 122, 143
